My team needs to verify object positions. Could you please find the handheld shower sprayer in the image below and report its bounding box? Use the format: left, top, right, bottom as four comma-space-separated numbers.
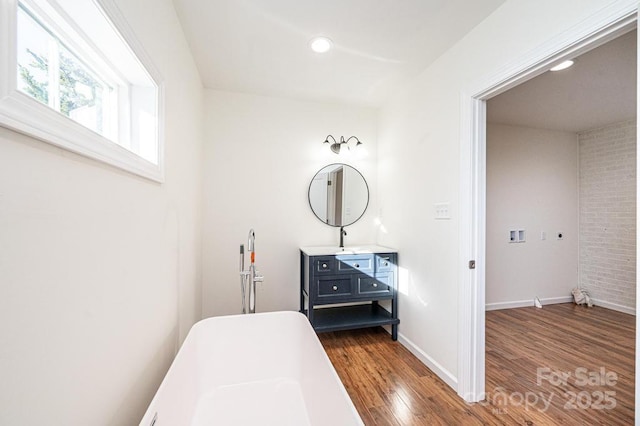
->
239, 229, 263, 314
248, 229, 255, 263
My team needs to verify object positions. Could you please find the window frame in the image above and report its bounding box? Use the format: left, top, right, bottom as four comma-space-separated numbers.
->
0, 0, 165, 182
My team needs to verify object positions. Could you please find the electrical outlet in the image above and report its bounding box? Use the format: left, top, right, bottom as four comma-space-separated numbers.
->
434, 203, 450, 220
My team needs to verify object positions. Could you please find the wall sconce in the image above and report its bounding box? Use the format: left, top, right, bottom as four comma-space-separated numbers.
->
323, 135, 363, 154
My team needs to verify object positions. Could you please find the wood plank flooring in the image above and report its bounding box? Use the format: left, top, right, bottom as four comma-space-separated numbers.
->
318, 303, 635, 425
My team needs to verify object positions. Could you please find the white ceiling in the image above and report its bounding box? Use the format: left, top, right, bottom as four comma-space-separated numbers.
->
488, 30, 637, 133
172, 0, 507, 107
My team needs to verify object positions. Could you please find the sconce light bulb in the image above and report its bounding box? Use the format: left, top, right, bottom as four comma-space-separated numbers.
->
323, 134, 362, 154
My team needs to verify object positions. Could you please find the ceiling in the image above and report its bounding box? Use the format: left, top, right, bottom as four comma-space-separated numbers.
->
172, 0, 507, 107
488, 30, 637, 133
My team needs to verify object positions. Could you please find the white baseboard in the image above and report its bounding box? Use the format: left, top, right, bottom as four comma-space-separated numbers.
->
591, 298, 636, 315
485, 296, 573, 311
485, 296, 636, 315
397, 332, 457, 391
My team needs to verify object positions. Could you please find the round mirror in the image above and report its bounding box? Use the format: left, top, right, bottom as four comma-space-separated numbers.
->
308, 163, 369, 227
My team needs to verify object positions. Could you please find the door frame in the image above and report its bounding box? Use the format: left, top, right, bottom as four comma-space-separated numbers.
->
458, 1, 638, 403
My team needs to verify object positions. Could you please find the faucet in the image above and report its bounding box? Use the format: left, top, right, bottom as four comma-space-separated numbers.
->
339, 226, 347, 248
239, 229, 263, 314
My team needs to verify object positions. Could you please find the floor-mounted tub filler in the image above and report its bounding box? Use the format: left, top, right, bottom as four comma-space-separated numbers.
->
139, 311, 363, 425
239, 229, 262, 314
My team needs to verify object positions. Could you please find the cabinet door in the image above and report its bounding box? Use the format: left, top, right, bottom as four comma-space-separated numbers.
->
313, 257, 337, 274
317, 277, 352, 299
355, 274, 392, 298
336, 254, 374, 274
375, 254, 395, 272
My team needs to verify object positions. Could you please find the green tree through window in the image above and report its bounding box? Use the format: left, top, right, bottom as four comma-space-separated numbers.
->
19, 47, 104, 132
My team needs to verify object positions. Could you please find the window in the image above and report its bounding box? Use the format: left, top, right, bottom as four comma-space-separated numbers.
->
17, 5, 118, 139
0, 0, 164, 181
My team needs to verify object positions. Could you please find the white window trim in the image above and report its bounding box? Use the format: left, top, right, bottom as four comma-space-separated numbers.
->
0, 0, 165, 182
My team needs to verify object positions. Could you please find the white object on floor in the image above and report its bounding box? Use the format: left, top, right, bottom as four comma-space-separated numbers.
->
139, 311, 363, 426
534, 297, 542, 308
572, 287, 593, 307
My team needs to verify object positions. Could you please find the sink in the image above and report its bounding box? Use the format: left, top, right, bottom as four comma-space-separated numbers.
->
300, 245, 393, 257
334, 247, 373, 255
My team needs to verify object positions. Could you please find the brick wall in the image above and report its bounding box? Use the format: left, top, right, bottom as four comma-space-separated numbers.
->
579, 120, 636, 312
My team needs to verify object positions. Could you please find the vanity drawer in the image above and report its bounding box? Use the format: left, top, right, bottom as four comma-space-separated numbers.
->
336, 255, 374, 274
317, 277, 352, 298
314, 257, 336, 273
376, 254, 394, 272
356, 274, 392, 297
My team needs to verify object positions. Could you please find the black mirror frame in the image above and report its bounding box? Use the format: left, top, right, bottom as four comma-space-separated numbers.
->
307, 163, 370, 227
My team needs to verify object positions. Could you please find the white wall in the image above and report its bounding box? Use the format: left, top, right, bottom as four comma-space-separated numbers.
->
0, 0, 204, 424
486, 124, 578, 309
202, 90, 378, 317
579, 120, 636, 312
377, 0, 624, 386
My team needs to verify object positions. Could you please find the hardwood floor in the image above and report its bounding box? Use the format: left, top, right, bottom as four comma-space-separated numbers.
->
318, 303, 635, 425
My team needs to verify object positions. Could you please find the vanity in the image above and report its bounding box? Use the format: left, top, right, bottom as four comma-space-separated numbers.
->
299, 245, 399, 340
303, 162, 399, 340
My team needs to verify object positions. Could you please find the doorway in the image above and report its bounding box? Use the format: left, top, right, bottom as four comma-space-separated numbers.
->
486, 30, 636, 314
481, 29, 636, 424
457, 5, 638, 404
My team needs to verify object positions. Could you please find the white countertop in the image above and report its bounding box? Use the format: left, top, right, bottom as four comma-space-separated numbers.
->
300, 245, 397, 256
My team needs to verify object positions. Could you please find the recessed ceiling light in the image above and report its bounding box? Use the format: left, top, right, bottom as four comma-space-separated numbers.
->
310, 36, 332, 53
550, 60, 574, 71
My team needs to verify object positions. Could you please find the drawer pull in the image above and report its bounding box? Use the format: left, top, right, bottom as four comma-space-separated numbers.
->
332, 285, 338, 291
383, 262, 389, 266
372, 283, 378, 288
322, 263, 327, 268
354, 263, 360, 268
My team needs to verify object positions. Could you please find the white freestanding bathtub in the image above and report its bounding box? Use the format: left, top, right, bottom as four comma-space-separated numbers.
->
139, 311, 363, 426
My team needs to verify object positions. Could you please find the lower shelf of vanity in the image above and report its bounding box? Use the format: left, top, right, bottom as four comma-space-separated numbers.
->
304, 304, 399, 333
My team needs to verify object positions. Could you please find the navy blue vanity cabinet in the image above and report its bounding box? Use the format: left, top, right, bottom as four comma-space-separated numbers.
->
300, 246, 399, 340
